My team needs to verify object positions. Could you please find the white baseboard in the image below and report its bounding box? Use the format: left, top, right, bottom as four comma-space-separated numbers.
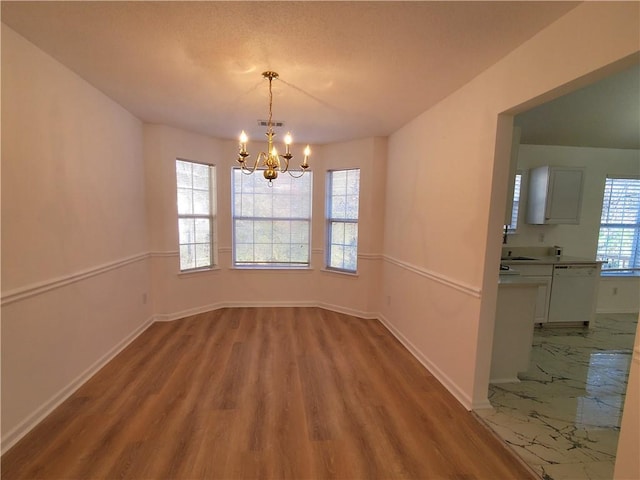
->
154, 300, 379, 323
1, 315, 155, 455
153, 300, 320, 322
490, 377, 521, 384
376, 313, 474, 410
315, 302, 378, 320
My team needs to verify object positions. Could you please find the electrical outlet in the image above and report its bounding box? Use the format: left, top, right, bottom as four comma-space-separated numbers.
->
538, 233, 545, 243
612, 287, 618, 296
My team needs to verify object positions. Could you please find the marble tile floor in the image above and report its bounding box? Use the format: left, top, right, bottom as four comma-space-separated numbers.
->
476, 313, 638, 480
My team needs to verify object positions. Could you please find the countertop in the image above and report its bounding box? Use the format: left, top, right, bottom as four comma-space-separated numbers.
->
500, 255, 604, 266
498, 275, 549, 286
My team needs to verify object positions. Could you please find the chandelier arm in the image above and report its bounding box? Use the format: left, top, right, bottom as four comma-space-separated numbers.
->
287, 169, 306, 179
240, 151, 267, 175
279, 154, 290, 173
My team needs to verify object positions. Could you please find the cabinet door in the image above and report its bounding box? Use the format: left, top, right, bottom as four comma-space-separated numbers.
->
546, 168, 584, 224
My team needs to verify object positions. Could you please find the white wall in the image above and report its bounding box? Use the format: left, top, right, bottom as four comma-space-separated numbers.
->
144, 125, 387, 320
1, 25, 152, 450
381, 2, 639, 412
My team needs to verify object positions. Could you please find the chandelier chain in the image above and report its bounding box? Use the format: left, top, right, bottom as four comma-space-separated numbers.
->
268, 75, 274, 131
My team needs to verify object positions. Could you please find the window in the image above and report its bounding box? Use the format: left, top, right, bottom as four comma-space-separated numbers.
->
232, 169, 312, 267
176, 159, 216, 271
507, 173, 522, 232
596, 177, 640, 272
326, 169, 360, 272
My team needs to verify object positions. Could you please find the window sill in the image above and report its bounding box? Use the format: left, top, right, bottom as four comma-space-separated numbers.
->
320, 268, 359, 278
229, 266, 313, 272
601, 270, 640, 278
178, 266, 221, 278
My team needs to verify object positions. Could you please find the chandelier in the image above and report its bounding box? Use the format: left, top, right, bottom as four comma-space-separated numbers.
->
237, 71, 310, 184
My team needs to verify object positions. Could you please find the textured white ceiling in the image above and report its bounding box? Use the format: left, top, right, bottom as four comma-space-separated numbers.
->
2, 1, 580, 144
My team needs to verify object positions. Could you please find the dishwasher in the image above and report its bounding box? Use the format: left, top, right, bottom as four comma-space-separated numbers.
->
547, 263, 600, 324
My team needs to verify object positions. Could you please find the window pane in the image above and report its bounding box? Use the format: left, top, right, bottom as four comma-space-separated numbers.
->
331, 245, 344, 269
344, 223, 358, 246
195, 218, 210, 243
236, 243, 254, 263
254, 193, 273, 217
332, 222, 345, 244
180, 244, 195, 270
192, 163, 210, 189
176, 161, 192, 188
332, 170, 347, 195
345, 195, 359, 219
235, 220, 254, 243
177, 188, 193, 215
291, 221, 309, 243
344, 246, 358, 271
254, 221, 272, 243
193, 190, 210, 215
291, 244, 308, 263
331, 196, 347, 219
195, 243, 211, 268
254, 244, 272, 263
346, 170, 360, 195
273, 221, 291, 243
179, 218, 195, 244
273, 244, 291, 263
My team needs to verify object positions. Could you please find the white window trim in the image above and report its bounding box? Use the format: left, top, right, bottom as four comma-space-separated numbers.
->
596, 175, 640, 275
231, 168, 313, 269
326, 168, 361, 273
176, 159, 217, 273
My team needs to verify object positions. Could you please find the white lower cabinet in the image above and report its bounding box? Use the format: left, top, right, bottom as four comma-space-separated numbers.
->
505, 264, 553, 324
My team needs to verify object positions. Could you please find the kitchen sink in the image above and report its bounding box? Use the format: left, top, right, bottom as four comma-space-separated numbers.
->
500, 256, 539, 261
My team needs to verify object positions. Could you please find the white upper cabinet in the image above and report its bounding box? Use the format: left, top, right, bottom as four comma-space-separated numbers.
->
526, 166, 585, 224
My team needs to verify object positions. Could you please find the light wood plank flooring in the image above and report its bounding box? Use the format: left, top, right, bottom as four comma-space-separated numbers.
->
2, 307, 534, 479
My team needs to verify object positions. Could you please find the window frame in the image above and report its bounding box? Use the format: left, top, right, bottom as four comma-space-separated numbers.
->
325, 168, 361, 273
596, 175, 640, 275
175, 159, 217, 272
231, 168, 313, 269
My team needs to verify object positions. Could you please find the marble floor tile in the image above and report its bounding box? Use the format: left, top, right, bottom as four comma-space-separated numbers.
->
476, 313, 638, 480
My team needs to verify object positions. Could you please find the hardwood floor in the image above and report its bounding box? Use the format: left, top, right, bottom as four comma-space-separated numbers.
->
2, 307, 534, 479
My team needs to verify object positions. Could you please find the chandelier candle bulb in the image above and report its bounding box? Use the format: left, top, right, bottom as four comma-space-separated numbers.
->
302, 145, 311, 167
284, 132, 292, 155
239, 130, 248, 154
